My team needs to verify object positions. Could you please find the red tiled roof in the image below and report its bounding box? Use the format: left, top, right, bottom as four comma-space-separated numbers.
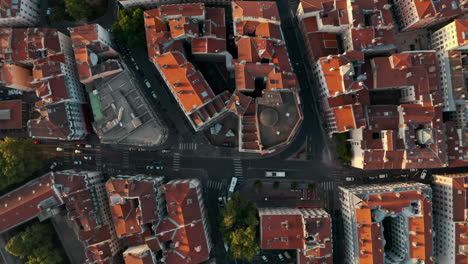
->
106, 178, 159, 238
232, 1, 280, 23
454, 19, 468, 46
235, 63, 297, 91
160, 3, 204, 18
0, 63, 33, 90
192, 37, 226, 54
355, 189, 433, 264
28, 102, 72, 140
0, 173, 61, 233
153, 52, 215, 113
299, 0, 328, 13
260, 214, 304, 249
0, 99, 22, 129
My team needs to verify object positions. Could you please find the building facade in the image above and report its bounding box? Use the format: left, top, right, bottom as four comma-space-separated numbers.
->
431, 19, 468, 118
0, 28, 88, 140
0, 0, 40, 27
392, 0, 461, 31
118, 0, 235, 8
339, 182, 434, 264
432, 174, 468, 264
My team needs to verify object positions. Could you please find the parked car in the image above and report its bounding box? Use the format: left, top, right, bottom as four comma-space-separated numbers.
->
46, 8, 51, 16
345, 177, 355, 182
56, 147, 64, 151
420, 170, 428, 180
283, 251, 291, 260
410, 168, 418, 172
50, 162, 58, 170
369, 176, 377, 180
154, 166, 164, 170
261, 255, 268, 262
401, 174, 408, 178
75, 149, 82, 154
278, 253, 284, 261
151, 91, 157, 99
34, 140, 41, 145
84, 156, 92, 160
85, 144, 93, 148
161, 149, 171, 153
145, 165, 154, 170
218, 196, 226, 207
73, 161, 82, 165
145, 80, 151, 88
379, 174, 388, 179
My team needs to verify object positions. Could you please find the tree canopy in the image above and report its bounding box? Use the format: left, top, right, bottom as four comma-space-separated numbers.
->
6, 223, 64, 264
220, 192, 260, 261
112, 8, 146, 47
64, 0, 93, 21
0, 137, 43, 190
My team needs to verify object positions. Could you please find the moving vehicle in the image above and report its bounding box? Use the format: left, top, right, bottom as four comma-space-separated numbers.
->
228, 177, 238, 195
151, 91, 157, 99
85, 144, 93, 148
50, 162, 58, 170
265, 171, 286, 178
74, 149, 82, 154
161, 149, 171, 153
56, 147, 64, 151
73, 161, 82, 165
155, 166, 163, 170
345, 177, 355, 182
84, 156, 92, 160
145, 165, 154, 170
420, 170, 428, 180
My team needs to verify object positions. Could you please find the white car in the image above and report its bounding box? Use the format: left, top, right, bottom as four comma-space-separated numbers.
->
283, 251, 291, 260
278, 253, 284, 261
56, 147, 64, 152
155, 166, 163, 170
346, 177, 355, 182
73, 161, 82, 165
261, 255, 268, 262
145, 165, 154, 170
84, 156, 92, 160
46, 8, 51, 15
379, 174, 388, 179
74, 149, 82, 154
420, 170, 428, 179
85, 144, 93, 148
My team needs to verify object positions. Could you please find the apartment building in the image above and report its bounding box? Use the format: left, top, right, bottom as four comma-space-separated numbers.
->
0, 0, 39, 27
144, 1, 303, 154
69, 24, 123, 85
392, 0, 461, 31
339, 182, 434, 264
431, 19, 468, 118
0, 170, 122, 263
0, 27, 88, 140
432, 174, 468, 264
118, 0, 234, 9
106, 176, 212, 264
259, 207, 333, 264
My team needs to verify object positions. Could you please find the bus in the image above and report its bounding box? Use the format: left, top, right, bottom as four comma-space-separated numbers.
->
228, 177, 238, 198
265, 171, 286, 177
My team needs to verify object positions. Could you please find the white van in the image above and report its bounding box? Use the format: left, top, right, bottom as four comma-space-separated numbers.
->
145, 80, 151, 88
265, 171, 286, 177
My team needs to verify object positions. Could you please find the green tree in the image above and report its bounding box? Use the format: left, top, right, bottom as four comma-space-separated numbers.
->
220, 192, 260, 261
6, 223, 63, 264
254, 180, 262, 189
334, 132, 352, 162
64, 0, 93, 21
113, 8, 146, 47
273, 181, 280, 189
0, 137, 43, 190
291, 182, 298, 190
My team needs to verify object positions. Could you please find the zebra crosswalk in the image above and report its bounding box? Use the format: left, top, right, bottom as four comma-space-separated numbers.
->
95, 145, 102, 170
319, 181, 334, 192
122, 151, 129, 168
178, 142, 198, 151
207, 180, 223, 191
173, 153, 181, 171
233, 158, 244, 182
